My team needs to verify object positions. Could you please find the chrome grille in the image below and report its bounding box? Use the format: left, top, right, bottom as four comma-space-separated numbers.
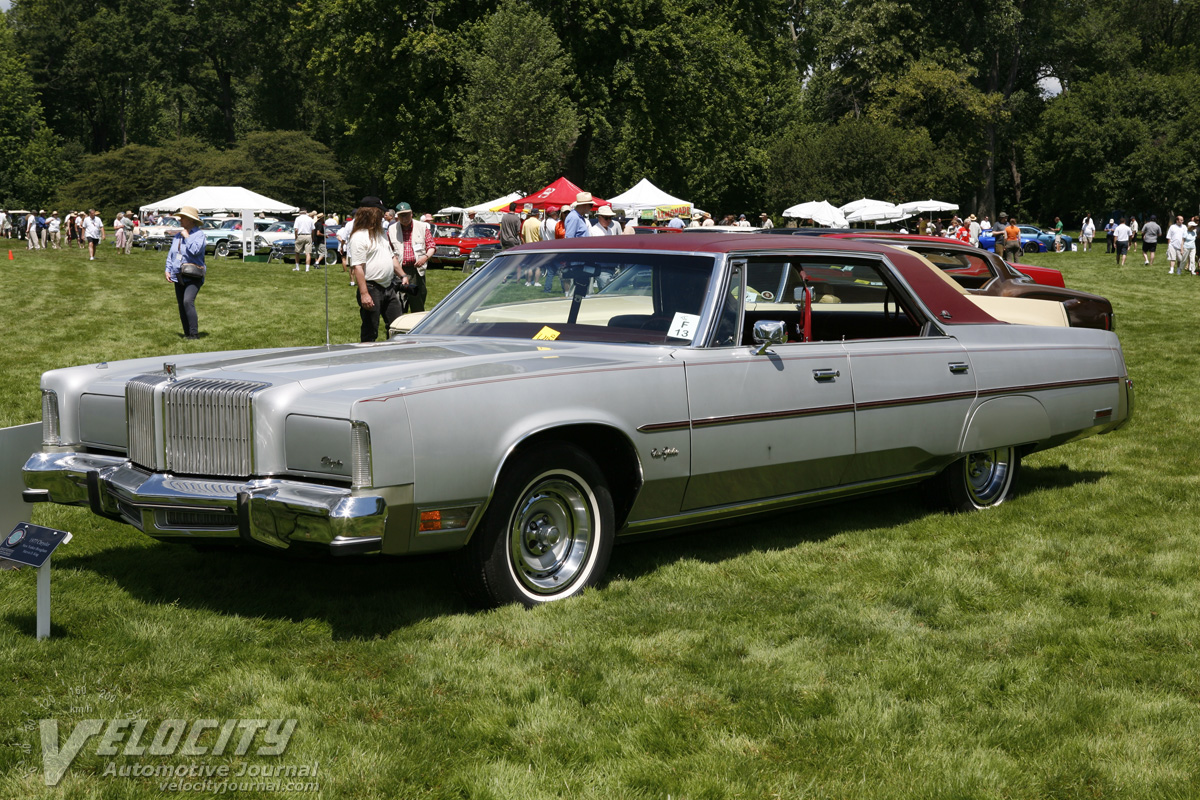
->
163, 379, 269, 477
126, 374, 165, 470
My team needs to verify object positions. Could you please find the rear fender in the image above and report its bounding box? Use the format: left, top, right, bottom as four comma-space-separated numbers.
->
961, 396, 1051, 452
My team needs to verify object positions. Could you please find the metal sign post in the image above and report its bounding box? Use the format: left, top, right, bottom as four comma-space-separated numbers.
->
2, 523, 72, 640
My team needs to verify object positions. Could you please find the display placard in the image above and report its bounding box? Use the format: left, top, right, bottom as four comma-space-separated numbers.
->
1, 523, 72, 569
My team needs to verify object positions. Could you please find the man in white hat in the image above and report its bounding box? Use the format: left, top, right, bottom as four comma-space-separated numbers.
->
588, 206, 620, 236
564, 192, 593, 238
688, 212, 702, 229
759, 212, 774, 230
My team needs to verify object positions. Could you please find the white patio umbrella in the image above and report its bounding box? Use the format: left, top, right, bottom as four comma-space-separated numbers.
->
898, 199, 959, 216
839, 197, 887, 215
845, 201, 910, 224
782, 200, 848, 227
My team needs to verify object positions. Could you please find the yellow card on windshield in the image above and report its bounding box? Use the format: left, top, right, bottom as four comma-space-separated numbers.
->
533, 326, 561, 341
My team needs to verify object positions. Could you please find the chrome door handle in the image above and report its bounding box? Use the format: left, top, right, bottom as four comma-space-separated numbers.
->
812, 369, 840, 382
948, 362, 970, 374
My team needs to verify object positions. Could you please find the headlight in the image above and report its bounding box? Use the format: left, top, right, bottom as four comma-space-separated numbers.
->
351, 422, 372, 487
42, 389, 61, 445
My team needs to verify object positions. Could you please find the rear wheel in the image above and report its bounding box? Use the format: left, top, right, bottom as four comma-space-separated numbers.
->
929, 446, 1020, 511
454, 443, 614, 607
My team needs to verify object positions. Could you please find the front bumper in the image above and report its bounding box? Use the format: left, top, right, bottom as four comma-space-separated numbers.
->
22, 451, 386, 555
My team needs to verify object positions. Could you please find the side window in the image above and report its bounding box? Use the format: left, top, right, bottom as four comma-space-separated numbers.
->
917, 248, 994, 289
730, 256, 923, 344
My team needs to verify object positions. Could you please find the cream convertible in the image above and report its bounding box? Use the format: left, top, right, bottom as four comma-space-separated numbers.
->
23, 235, 1133, 607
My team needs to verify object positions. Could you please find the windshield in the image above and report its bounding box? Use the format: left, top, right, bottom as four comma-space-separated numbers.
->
412, 251, 717, 344
463, 224, 500, 239
434, 225, 461, 238
266, 222, 292, 232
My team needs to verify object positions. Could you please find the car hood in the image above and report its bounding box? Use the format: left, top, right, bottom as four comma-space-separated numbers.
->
149, 338, 673, 403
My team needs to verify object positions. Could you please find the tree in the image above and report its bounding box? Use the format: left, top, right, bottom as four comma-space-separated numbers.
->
765, 118, 960, 209
454, 0, 579, 199
0, 10, 43, 204
226, 131, 351, 211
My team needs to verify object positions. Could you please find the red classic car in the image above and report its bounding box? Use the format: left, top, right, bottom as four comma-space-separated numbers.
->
430, 222, 501, 268
819, 231, 1067, 288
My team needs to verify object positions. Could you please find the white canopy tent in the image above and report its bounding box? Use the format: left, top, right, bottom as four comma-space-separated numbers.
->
139, 186, 298, 216
782, 200, 848, 228
606, 179, 693, 217
440, 192, 524, 226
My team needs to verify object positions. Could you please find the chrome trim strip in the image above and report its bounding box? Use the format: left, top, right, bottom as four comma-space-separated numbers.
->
621, 470, 940, 535
977, 376, 1120, 396
691, 403, 856, 428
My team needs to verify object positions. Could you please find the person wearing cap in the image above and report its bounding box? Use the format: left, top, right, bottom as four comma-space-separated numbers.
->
164, 205, 207, 340
588, 206, 620, 237
565, 193, 593, 238
349, 197, 405, 341
968, 214, 981, 247
82, 209, 104, 259
992, 212, 1008, 257
736, 214, 751, 228
388, 201, 434, 312
293, 207, 316, 272
541, 206, 559, 243
1104, 218, 1116, 253
1182, 220, 1197, 274
47, 211, 61, 250
1080, 213, 1095, 252
518, 204, 543, 286
760, 212, 774, 230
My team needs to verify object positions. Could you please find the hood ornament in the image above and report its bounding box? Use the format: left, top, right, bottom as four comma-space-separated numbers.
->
164, 363, 177, 382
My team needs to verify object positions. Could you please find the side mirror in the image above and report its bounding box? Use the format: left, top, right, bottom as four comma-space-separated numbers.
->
752, 320, 787, 355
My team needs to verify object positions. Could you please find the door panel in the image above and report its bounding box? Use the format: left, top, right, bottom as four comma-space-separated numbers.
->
682, 344, 855, 510
842, 337, 977, 482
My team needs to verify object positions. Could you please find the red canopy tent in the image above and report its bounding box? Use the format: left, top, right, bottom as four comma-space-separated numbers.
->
515, 177, 606, 211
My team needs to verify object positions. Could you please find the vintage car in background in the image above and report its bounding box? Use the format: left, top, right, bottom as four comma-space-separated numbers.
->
434, 222, 502, 270
762, 228, 1068, 287
821, 233, 1112, 330
427, 222, 463, 267
133, 216, 183, 250
252, 220, 296, 253
205, 218, 277, 257
23, 234, 1132, 608
978, 225, 1073, 254
266, 225, 340, 265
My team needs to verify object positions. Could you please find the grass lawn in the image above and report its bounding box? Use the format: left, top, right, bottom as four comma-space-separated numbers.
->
1, 238, 1197, 799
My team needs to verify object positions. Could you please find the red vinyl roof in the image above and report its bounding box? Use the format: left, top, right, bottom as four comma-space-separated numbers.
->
512, 233, 999, 325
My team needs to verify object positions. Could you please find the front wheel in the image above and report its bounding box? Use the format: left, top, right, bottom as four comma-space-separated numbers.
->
1023, 241, 1040, 254
215, 240, 230, 258
928, 446, 1020, 511
454, 443, 614, 607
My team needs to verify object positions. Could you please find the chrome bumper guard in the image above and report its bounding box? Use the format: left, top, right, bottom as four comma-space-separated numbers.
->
23, 451, 385, 555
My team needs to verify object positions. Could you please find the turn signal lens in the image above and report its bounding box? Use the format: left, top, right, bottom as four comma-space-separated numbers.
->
418, 506, 476, 532
42, 390, 61, 445
350, 422, 372, 487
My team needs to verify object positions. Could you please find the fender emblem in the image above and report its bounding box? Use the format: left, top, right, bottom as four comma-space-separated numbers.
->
321, 456, 344, 469
650, 447, 679, 461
